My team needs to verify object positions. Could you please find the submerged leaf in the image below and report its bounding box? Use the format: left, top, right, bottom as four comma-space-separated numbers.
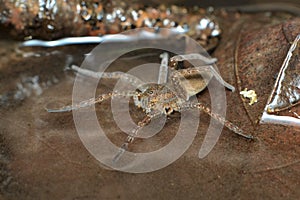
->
267, 34, 300, 113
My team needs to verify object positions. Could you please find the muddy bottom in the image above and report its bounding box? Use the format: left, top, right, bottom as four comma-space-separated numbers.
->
0, 10, 300, 200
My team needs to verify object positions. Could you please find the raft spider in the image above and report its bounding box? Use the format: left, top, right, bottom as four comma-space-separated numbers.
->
47, 52, 253, 162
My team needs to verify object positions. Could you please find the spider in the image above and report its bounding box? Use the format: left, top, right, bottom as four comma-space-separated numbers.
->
47, 52, 253, 162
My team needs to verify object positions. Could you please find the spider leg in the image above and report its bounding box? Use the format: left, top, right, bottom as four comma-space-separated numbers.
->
113, 111, 163, 163
182, 102, 253, 139
170, 53, 218, 65
178, 66, 235, 92
158, 52, 169, 84
168, 69, 191, 100
46, 91, 136, 113
70, 65, 145, 89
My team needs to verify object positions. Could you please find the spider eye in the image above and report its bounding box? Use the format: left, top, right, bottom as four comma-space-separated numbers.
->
147, 90, 154, 95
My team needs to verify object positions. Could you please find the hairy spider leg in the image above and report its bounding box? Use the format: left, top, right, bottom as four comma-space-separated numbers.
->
70, 65, 146, 90
170, 53, 218, 65
178, 65, 235, 92
158, 52, 169, 84
182, 102, 253, 139
170, 53, 234, 91
46, 91, 137, 113
113, 111, 164, 163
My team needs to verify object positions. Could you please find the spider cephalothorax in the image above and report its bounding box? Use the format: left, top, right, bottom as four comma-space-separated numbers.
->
133, 84, 182, 115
